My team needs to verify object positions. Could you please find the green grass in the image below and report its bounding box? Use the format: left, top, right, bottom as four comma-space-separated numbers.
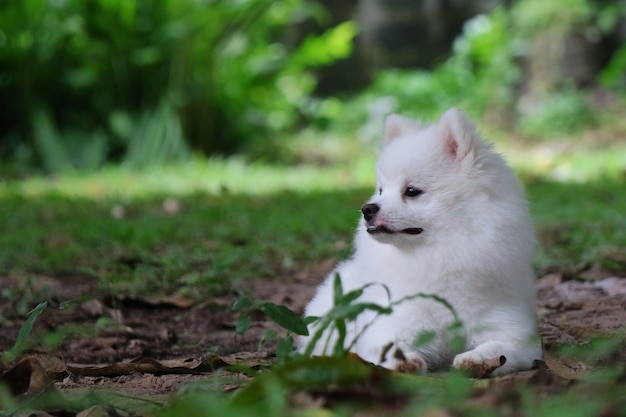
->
0, 156, 376, 301
0, 191, 370, 300
529, 179, 626, 274
0, 140, 624, 305
1, 139, 624, 291
0, 155, 376, 199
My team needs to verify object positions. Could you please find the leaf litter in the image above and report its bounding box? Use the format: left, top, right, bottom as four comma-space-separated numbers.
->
1, 265, 625, 415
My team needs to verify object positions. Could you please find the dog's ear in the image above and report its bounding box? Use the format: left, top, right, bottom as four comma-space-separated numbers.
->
438, 108, 478, 163
383, 114, 421, 145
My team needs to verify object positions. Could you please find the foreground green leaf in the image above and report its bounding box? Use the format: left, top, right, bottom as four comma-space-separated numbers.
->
4, 301, 48, 362
259, 302, 309, 336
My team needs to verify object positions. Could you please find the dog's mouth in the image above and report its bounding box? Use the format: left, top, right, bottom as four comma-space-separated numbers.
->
366, 226, 423, 235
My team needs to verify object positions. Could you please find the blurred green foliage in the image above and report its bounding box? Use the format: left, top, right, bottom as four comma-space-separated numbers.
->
317, 1, 624, 141
0, 0, 356, 172
511, 0, 596, 34
518, 89, 595, 138
1, 0, 625, 174
312, 7, 520, 138
365, 7, 517, 122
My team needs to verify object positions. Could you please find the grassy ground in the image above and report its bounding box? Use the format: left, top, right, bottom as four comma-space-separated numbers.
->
0, 157, 374, 303
2, 136, 624, 289
0, 133, 625, 415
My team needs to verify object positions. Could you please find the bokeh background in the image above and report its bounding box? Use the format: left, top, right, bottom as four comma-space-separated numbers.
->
1, 0, 625, 176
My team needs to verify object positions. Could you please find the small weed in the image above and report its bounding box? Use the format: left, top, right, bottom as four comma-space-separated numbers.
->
233, 297, 309, 363
3, 301, 48, 363
2, 297, 96, 365
300, 273, 461, 360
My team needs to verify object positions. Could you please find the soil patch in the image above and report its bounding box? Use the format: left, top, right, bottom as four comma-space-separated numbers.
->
1, 266, 625, 408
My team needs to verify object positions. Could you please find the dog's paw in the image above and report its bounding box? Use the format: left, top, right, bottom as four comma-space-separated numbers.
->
389, 350, 426, 373
453, 350, 506, 378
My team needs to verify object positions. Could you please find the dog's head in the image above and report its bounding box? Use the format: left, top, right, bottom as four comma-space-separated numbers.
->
362, 108, 511, 247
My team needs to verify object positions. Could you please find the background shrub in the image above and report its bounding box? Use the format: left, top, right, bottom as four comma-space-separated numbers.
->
0, 0, 355, 172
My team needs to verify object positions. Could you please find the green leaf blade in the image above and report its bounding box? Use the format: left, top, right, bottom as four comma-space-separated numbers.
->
259, 303, 309, 336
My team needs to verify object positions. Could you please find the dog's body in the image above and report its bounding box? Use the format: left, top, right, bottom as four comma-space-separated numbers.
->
299, 109, 541, 376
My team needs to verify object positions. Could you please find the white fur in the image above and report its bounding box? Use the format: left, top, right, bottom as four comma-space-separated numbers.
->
298, 108, 541, 376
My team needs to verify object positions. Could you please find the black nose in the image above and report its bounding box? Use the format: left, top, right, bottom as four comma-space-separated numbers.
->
361, 203, 380, 222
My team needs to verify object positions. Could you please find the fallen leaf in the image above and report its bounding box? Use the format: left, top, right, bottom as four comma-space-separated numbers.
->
222, 384, 242, 393
67, 357, 207, 378
33, 354, 67, 380
542, 348, 588, 380
0, 356, 55, 396
63, 353, 272, 379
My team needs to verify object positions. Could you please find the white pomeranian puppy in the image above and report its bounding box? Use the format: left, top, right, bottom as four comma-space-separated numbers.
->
299, 109, 541, 376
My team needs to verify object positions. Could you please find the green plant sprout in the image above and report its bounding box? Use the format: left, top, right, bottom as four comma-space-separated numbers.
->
3, 301, 48, 363
2, 296, 95, 365
232, 297, 312, 363
298, 274, 462, 363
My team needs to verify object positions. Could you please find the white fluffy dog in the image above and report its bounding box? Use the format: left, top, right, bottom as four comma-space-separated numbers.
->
299, 109, 541, 376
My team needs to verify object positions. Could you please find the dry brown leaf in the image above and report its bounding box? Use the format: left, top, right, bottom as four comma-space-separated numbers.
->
195, 352, 274, 371
0, 356, 55, 396
542, 348, 588, 380
223, 384, 242, 393
33, 354, 67, 380
65, 354, 252, 378
67, 357, 207, 378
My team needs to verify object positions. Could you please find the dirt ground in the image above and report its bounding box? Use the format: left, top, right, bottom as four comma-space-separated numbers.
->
1, 263, 625, 406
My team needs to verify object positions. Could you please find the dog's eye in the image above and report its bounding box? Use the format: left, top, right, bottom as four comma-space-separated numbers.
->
405, 187, 423, 197
378, 187, 383, 195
